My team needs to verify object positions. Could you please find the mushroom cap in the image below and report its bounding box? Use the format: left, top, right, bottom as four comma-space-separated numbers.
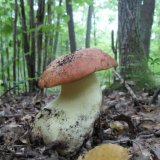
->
77, 143, 128, 160
38, 48, 117, 88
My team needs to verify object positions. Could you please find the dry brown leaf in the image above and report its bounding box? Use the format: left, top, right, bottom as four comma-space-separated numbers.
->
77, 143, 128, 160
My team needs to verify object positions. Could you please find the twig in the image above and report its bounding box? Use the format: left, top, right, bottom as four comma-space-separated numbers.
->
113, 70, 138, 101
113, 114, 136, 139
0, 85, 18, 99
111, 30, 117, 70
150, 87, 160, 105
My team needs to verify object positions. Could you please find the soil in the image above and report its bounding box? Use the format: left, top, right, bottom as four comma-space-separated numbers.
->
0, 89, 160, 160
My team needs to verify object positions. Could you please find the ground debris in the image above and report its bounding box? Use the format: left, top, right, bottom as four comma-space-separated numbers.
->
0, 90, 159, 159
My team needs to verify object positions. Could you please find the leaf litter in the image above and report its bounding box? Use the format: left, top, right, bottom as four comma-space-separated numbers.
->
0, 89, 160, 160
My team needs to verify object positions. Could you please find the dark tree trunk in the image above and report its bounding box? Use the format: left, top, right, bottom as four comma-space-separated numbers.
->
85, 3, 94, 48
20, 0, 36, 92
20, 0, 30, 90
66, 0, 76, 53
43, 0, 51, 69
53, 0, 62, 57
6, 48, 10, 90
118, 0, 148, 84
13, 0, 18, 91
29, 0, 36, 82
93, 9, 97, 46
37, 0, 45, 75
141, 0, 155, 58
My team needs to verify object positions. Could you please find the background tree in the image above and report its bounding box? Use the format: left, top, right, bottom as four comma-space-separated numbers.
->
141, 0, 155, 59
0, 0, 159, 95
53, 0, 63, 58
66, 0, 76, 52
85, 1, 94, 48
118, 0, 152, 86
37, 0, 45, 76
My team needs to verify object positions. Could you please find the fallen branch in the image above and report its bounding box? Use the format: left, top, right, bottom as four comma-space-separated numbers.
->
113, 70, 138, 101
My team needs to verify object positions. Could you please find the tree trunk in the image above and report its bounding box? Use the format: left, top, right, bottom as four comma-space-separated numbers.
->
0, 39, 7, 91
13, 0, 18, 91
85, 2, 94, 48
37, 0, 45, 76
6, 48, 10, 90
118, 0, 149, 85
29, 0, 36, 83
20, 0, 36, 92
53, 0, 62, 57
66, 0, 76, 53
141, 0, 155, 58
93, 9, 97, 46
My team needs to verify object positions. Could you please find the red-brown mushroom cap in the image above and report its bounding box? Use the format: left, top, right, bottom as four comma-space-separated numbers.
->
38, 48, 117, 88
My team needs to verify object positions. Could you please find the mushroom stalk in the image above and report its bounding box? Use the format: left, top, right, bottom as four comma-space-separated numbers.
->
32, 73, 102, 153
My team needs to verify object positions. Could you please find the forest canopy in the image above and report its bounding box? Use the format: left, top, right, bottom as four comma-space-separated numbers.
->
0, 0, 159, 94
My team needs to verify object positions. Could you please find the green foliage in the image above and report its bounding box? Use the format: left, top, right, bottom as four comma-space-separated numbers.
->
74, 0, 93, 6
0, 0, 159, 94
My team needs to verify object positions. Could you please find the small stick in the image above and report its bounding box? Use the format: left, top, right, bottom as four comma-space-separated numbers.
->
113, 70, 138, 101
150, 87, 160, 105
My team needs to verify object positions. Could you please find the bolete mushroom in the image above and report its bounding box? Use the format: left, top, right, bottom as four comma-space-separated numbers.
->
32, 48, 117, 154
77, 143, 128, 160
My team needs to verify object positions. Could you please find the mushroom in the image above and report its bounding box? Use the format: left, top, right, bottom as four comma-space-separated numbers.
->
32, 48, 117, 154
77, 143, 128, 160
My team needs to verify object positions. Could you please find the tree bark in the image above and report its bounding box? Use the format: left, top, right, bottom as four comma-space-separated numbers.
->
20, 0, 36, 92
85, 3, 94, 48
0, 39, 7, 91
6, 48, 10, 90
93, 9, 97, 46
53, 0, 62, 57
37, 0, 45, 75
141, 0, 155, 58
118, 0, 146, 81
66, 0, 76, 53
13, 0, 18, 90
29, 0, 36, 83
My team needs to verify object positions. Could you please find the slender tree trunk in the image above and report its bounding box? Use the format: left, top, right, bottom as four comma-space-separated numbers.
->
141, 0, 155, 58
6, 48, 10, 90
13, 0, 18, 91
17, 41, 20, 94
93, 9, 97, 46
66, 0, 76, 52
29, 0, 36, 83
20, 0, 35, 92
37, 0, 45, 76
85, 2, 93, 48
22, 54, 27, 92
53, 0, 62, 57
43, 0, 51, 69
0, 40, 7, 91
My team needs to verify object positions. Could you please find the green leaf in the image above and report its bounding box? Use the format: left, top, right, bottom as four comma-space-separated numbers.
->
55, 6, 64, 15
41, 24, 55, 32
62, 15, 70, 23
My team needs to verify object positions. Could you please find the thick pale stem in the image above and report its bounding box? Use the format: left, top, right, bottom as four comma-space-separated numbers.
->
32, 73, 102, 153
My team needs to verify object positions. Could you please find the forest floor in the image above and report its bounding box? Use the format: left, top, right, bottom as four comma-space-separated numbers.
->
0, 88, 160, 160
